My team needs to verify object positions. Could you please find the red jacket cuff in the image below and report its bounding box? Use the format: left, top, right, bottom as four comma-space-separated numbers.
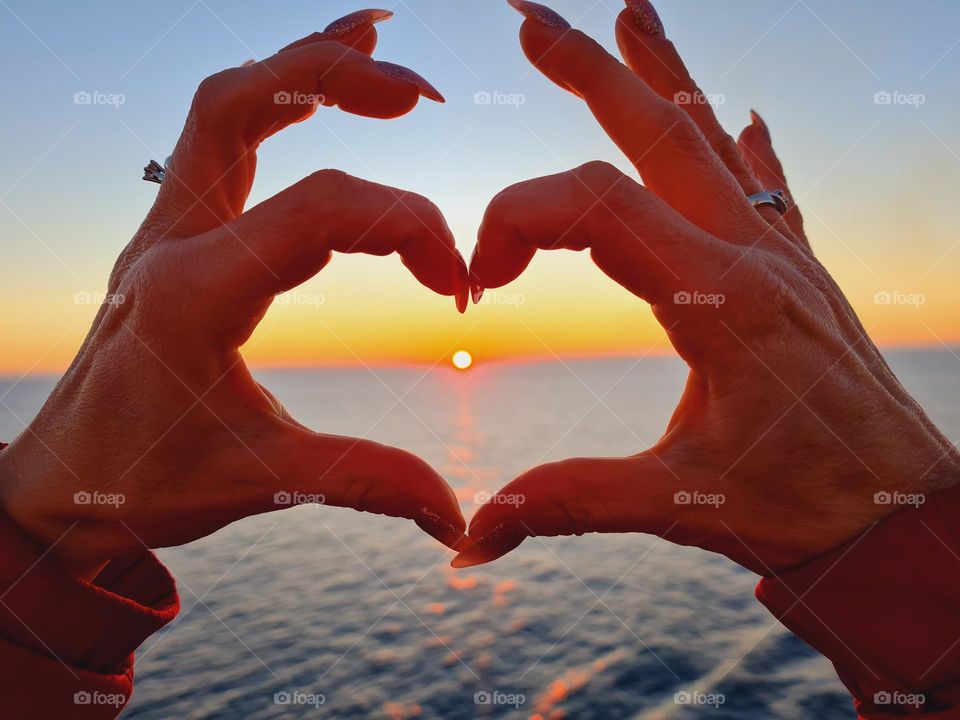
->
756, 484, 960, 718
0, 513, 179, 718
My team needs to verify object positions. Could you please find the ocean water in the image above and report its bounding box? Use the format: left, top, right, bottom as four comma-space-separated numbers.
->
2, 351, 959, 719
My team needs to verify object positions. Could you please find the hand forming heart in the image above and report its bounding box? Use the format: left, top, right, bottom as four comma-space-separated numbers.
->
0, 10, 470, 581
1, 3, 957, 587
452, 1, 960, 574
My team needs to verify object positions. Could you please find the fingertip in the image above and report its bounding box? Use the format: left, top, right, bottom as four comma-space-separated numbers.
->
375, 61, 445, 103
470, 272, 485, 305
468, 245, 485, 304
507, 0, 571, 29
323, 9, 393, 35
748, 109, 772, 143
416, 507, 468, 551
455, 251, 469, 313
451, 523, 527, 567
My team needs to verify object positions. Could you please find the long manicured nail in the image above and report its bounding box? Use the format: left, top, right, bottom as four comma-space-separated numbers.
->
451, 523, 526, 568
625, 0, 664, 37
470, 273, 484, 305
323, 9, 393, 37
468, 246, 484, 304
506, 0, 571, 29
750, 109, 772, 142
455, 252, 469, 314
416, 508, 469, 551
375, 61, 445, 103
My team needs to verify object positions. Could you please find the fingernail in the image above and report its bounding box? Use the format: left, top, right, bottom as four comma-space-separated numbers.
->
468, 246, 484, 304
323, 9, 393, 37
454, 250, 470, 315
450, 523, 526, 568
750, 109, 771, 143
506, 0, 571, 30
625, 0, 665, 37
470, 273, 484, 305
416, 508, 469, 551
375, 61, 445, 103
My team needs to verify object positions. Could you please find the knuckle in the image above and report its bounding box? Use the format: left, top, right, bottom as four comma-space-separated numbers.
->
191, 68, 244, 125
658, 104, 706, 152
305, 167, 352, 191
574, 160, 624, 189
299, 168, 356, 219
573, 161, 638, 219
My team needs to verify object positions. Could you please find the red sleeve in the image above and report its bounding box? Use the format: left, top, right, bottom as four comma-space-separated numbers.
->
756, 483, 960, 719
0, 513, 179, 719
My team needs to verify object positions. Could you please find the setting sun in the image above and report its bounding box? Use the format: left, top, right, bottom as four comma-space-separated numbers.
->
451, 350, 473, 371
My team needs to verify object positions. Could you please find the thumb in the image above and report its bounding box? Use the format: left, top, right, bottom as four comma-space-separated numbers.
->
452, 453, 681, 568
259, 426, 467, 550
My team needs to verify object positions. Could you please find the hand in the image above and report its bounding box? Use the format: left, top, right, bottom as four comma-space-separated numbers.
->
454, 0, 960, 574
0, 10, 469, 581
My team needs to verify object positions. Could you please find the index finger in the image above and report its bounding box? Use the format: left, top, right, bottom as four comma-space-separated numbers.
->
192, 170, 469, 317
148, 32, 443, 240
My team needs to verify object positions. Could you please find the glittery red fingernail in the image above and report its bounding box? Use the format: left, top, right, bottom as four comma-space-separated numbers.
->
507, 0, 571, 30
375, 61, 445, 103
323, 9, 393, 37
625, 0, 665, 37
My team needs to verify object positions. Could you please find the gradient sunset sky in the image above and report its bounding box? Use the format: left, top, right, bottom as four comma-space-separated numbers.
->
2, 0, 959, 374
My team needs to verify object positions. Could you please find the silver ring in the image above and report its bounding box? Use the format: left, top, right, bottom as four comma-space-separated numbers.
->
143, 159, 165, 184
748, 188, 789, 215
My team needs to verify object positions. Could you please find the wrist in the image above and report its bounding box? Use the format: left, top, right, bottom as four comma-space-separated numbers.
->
0, 440, 108, 582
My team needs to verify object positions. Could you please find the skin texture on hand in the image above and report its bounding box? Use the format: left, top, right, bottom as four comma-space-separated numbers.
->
0, 11, 469, 581
454, 1, 960, 575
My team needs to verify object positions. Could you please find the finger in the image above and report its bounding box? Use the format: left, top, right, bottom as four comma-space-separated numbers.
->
470, 162, 732, 310
144, 40, 441, 241
738, 111, 809, 248
451, 454, 678, 567
279, 9, 393, 56
614, 4, 760, 196
506, 1, 765, 243
264, 429, 467, 550
194, 169, 468, 319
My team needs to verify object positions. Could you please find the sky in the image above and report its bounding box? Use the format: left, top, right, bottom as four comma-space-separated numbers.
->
1, 0, 960, 374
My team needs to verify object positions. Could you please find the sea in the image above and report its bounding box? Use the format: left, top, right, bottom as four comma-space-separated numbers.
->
2, 350, 958, 719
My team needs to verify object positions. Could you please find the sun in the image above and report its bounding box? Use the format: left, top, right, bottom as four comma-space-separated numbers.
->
451, 350, 473, 371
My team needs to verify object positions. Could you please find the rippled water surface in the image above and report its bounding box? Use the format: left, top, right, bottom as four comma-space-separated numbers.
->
2, 351, 958, 719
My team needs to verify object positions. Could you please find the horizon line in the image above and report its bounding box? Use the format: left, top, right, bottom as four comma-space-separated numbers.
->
1, 341, 957, 381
